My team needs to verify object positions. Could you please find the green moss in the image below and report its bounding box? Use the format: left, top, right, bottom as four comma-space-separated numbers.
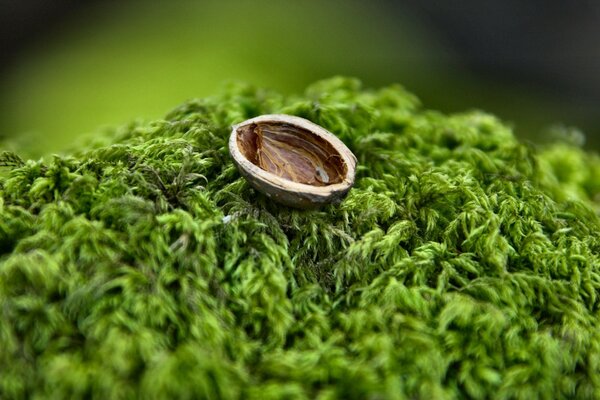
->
2, 77, 600, 399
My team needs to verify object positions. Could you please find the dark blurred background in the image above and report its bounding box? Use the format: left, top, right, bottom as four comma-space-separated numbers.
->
1, 0, 599, 157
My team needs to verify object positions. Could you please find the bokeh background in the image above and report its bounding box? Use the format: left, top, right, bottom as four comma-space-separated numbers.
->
1, 0, 599, 157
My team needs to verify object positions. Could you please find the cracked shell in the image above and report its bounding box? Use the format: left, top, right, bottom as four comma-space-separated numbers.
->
229, 114, 357, 208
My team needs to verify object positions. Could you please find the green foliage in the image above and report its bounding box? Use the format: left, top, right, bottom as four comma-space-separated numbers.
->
2, 77, 600, 399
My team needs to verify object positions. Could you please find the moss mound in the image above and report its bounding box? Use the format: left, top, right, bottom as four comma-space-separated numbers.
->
2, 77, 600, 399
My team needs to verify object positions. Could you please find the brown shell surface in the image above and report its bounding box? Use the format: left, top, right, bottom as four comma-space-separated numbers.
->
229, 114, 357, 208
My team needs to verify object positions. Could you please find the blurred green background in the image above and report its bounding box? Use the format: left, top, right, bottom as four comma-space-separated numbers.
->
1, 0, 598, 157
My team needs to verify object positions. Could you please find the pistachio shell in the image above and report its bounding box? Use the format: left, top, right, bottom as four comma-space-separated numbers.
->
229, 114, 357, 208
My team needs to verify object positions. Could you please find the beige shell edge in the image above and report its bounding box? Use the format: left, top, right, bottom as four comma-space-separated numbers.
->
229, 114, 357, 208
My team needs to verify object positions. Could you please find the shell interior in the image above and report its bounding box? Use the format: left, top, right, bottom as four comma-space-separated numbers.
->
236, 122, 347, 187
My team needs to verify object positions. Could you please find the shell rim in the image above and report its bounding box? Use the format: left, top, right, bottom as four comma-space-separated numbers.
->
229, 114, 357, 197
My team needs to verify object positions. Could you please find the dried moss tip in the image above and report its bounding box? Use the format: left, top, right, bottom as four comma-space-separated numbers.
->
2, 77, 600, 399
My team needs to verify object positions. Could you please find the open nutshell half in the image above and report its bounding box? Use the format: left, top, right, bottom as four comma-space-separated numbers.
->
229, 114, 357, 208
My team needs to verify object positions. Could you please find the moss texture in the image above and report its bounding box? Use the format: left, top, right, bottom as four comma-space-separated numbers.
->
2, 77, 600, 399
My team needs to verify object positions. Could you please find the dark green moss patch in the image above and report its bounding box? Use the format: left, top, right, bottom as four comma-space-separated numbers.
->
1, 77, 600, 399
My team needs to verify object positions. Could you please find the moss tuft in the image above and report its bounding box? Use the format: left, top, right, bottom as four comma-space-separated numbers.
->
2, 77, 600, 399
